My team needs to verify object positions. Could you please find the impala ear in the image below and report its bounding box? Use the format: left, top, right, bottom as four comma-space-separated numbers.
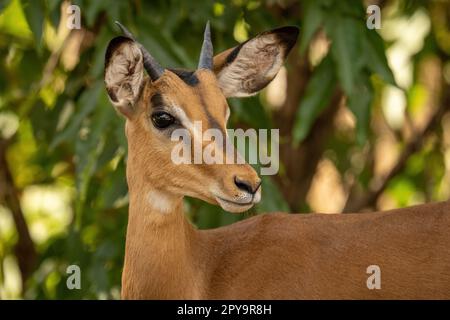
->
104, 36, 145, 118
213, 26, 299, 98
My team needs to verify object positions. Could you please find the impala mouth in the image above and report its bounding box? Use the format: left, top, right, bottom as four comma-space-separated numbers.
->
216, 196, 253, 206
214, 193, 260, 213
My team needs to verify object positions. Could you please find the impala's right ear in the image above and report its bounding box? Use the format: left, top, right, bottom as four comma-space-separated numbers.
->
212, 26, 299, 98
104, 36, 145, 118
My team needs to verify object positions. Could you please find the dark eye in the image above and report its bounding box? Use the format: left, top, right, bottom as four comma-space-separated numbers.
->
151, 112, 175, 129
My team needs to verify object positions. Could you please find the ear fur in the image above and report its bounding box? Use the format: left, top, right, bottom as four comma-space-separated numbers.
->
104, 36, 145, 118
213, 26, 299, 98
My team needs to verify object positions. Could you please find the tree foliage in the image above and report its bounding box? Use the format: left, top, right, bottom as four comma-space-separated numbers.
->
0, 0, 449, 299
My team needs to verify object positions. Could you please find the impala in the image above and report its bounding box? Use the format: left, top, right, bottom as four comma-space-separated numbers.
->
104, 21, 450, 299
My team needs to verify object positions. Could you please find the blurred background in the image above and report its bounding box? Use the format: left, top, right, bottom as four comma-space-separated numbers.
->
0, 0, 449, 299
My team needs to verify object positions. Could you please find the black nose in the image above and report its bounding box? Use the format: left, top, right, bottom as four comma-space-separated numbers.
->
234, 176, 261, 194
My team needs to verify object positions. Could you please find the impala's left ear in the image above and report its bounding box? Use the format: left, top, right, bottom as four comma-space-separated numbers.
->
213, 26, 299, 98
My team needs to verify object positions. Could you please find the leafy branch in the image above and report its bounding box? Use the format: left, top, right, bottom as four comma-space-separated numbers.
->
344, 83, 450, 212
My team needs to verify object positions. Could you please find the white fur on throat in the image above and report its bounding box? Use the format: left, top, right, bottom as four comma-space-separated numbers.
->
147, 190, 176, 214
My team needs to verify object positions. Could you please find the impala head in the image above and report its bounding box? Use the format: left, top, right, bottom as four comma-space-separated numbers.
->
104, 22, 298, 213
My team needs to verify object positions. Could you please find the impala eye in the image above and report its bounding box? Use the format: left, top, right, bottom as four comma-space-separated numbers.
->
151, 111, 175, 129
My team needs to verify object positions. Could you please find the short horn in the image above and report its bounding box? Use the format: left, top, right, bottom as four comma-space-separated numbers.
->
198, 21, 213, 70
115, 21, 165, 81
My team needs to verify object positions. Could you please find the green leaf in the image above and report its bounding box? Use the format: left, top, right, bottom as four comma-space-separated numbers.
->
364, 30, 396, 85
84, 1, 105, 27
22, 0, 46, 47
0, 0, 12, 11
325, 14, 364, 95
50, 81, 103, 150
256, 176, 290, 212
98, 160, 127, 209
299, 1, 323, 54
347, 74, 373, 145
75, 92, 114, 224
0, 0, 33, 39
228, 96, 270, 129
138, 19, 180, 67
292, 55, 336, 144
193, 201, 223, 229
47, 0, 62, 28
29, 98, 61, 143
89, 27, 114, 78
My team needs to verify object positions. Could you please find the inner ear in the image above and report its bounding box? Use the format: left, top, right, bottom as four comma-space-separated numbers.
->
104, 36, 145, 118
213, 26, 299, 98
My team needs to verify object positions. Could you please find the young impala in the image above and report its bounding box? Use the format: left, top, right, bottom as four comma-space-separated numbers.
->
104, 22, 450, 299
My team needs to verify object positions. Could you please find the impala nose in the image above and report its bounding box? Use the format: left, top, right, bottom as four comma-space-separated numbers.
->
234, 176, 261, 195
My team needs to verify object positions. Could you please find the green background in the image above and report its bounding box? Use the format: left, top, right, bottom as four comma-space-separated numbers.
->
0, 0, 449, 299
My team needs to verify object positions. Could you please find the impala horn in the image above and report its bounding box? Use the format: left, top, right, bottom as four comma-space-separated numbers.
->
115, 21, 165, 81
198, 21, 213, 70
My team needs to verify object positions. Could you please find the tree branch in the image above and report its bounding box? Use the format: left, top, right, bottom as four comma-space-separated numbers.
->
343, 86, 450, 213
0, 138, 37, 290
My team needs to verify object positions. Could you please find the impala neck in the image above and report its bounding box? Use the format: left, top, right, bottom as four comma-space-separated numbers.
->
122, 174, 203, 299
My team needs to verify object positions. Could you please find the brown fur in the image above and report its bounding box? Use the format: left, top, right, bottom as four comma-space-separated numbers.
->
104, 26, 450, 300
123, 197, 450, 299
